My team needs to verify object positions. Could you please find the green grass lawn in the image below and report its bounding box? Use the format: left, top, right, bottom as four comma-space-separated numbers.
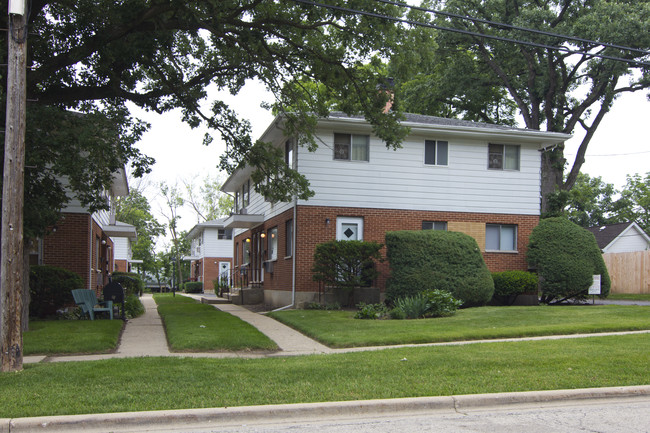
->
607, 293, 650, 301
23, 320, 123, 355
2, 333, 648, 418
154, 294, 277, 351
269, 305, 650, 347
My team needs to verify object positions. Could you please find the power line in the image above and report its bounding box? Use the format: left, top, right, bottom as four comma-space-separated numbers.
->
290, 0, 650, 67
374, 0, 650, 56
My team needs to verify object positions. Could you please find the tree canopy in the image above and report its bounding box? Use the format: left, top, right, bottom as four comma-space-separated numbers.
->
394, 0, 650, 211
2, 0, 415, 211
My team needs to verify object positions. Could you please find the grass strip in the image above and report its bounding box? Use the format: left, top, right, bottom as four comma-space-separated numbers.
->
154, 294, 277, 351
23, 320, 123, 355
607, 293, 650, 301
2, 333, 648, 418
269, 305, 650, 347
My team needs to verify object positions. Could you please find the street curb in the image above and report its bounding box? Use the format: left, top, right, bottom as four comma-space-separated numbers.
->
2, 385, 649, 432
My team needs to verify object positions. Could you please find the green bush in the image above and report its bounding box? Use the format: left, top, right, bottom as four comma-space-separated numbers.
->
421, 289, 463, 317
393, 295, 429, 319
111, 272, 144, 297
184, 281, 203, 293
492, 271, 539, 305
312, 240, 383, 305
527, 217, 610, 304
124, 294, 145, 319
354, 303, 389, 319
29, 265, 83, 318
385, 230, 494, 306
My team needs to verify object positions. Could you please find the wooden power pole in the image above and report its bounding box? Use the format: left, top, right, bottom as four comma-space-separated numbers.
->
1, 1, 27, 372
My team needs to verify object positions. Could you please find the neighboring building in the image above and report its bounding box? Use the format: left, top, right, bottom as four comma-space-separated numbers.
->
30, 169, 137, 294
586, 222, 650, 253
184, 218, 234, 292
110, 221, 140, 273
222, 112, 571, 308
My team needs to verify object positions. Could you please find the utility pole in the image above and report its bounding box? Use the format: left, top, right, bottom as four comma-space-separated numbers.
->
1, 0, 27, 372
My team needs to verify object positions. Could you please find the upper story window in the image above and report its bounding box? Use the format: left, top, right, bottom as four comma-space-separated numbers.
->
486, 224, 517, 251
334, 133, 369, 162
424, 140, 448, 166
242, 180, 250, 207
218, 229, 232, 240
422, 221, 448, 231
285, 139, 294, 168
234, 191, 239, 212
488, 144, 520, 170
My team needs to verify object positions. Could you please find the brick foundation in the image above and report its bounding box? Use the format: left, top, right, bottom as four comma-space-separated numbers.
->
233, 205, 538, 306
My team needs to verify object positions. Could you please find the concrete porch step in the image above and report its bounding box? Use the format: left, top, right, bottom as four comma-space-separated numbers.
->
200, 297, 231, 304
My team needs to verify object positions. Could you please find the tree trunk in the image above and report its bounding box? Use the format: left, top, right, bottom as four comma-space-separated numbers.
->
540, 147, 566, 215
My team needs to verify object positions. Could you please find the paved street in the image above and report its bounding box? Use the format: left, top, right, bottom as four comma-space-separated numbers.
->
120, 396, 650, 433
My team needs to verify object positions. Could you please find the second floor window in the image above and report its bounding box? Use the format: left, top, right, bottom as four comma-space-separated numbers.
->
334, 133, 369, 162
242, 180, 250, 207
489, 144, 520, 170
424, 140, 448, 166
218, 229, 232, 240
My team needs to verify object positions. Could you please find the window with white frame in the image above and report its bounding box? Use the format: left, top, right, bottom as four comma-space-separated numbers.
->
488, 144, 520, 170
268, 227, 278, 260
486, 224, 517, 251
334, 133, 369, 162
424, 140, 448, 166
243, 239, 251, 264
285, 139, 294, 168
218, 229, 232, 240
336, 217, 364, 241
285, 219, 293, 257
242, 180, 250, 207
422, 221, 448, 231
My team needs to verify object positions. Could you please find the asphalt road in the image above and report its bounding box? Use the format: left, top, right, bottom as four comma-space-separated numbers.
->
52, 395, 647, 433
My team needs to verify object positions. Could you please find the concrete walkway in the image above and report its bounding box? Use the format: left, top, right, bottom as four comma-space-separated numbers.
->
24, 293, 650, 365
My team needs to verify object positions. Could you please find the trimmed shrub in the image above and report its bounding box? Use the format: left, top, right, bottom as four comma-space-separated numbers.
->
312, 240, 383, 305
184, 281, 203, 293
527, 217, 610, 304
492, 271, 539, 305
29, 265, 83, 318
124, 294, 145, 319
385, 230, 494, 306
421, 289, 463, 317
111, 272, 144, 297
354, 302, 389, 319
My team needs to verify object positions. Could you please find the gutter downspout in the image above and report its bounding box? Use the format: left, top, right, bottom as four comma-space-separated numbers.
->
88, 216, 93, 290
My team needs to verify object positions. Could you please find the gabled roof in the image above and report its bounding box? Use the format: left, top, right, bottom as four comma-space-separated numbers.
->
586, 222, 650, 251
186, 217, 228, 239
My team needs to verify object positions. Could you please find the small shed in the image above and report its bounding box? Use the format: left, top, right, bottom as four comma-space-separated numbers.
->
586, 222, 650, 253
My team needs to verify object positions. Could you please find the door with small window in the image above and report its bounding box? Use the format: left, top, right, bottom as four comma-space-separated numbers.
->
336, 217, 364, 241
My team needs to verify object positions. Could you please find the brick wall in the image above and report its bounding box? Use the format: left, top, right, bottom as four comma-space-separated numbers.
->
41, 212, 114, 294
233, 205, 538, 298
195, 257, 233, 292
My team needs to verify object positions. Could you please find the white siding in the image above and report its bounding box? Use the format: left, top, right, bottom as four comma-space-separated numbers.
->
605, 228, 650, 253
296, 128, 541, 215
203, 228, 234, 258
112, 237, 131, 261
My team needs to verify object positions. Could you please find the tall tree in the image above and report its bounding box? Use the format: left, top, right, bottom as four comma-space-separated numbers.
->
182, 175, 233, 223
401, 0, 650, 211
564, 173, 625, 227
115, 189, 165, 276
159, 183, 185, 288
619, 173, 650, 233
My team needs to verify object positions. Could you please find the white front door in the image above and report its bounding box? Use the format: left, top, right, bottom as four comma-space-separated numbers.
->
219, 261, 231, 286
337, 217, 364, 241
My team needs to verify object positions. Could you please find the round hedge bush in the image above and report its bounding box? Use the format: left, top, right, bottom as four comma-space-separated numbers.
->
111, 272, 144, 296
29, 265, 83, 318
491, 270, 538, 305
527, 217, 610, 303
385, 230, 494, 307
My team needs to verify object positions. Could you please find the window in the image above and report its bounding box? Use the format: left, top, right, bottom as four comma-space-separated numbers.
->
242, 180, 250, 207
422, 221, 448, 231
424, 140, 448, 166
285, 219, 293, 257
218, 229, 232, 240
488, 144, 520, 170
486, 224, 517, 251
234, 243, 238, 266
336, 217, 363, 241
285, 139, 294, 168
243, 240, 251, 264
268, 227, 278, 260
234, 191, 239, 211
334, 133, 369, 161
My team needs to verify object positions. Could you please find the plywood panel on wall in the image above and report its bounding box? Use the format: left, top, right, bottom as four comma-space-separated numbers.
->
448, 221, 486, 251
603, 251, 650, 294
